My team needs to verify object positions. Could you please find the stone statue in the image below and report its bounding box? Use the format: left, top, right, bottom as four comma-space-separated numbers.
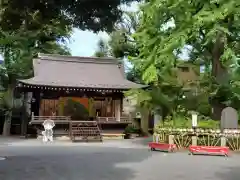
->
42, 119, 55, 142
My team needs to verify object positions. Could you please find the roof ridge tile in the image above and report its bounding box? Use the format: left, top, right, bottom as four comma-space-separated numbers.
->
38, 53, 121, 64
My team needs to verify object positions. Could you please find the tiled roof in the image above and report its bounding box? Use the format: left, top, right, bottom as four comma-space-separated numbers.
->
19, 54, 145, 90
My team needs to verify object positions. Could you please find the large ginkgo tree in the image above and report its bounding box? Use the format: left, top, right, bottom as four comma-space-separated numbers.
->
133, 0, 240, 120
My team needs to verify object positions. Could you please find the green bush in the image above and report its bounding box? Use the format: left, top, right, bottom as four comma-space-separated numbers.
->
124, 124, 139, 134
155, 115, 220, 130
197, 120, 220, 129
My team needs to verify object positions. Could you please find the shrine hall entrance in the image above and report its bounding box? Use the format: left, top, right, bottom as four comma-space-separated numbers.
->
38, 97, 127, 123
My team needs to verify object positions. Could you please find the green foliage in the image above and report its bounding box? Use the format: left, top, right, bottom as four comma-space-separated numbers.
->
125, 82, 183, 119
0, 92, 5, 112
125, 89, 152, 109
109, 11, 140, 58
155, 116, 220, 130
93, 11, 143, 84
108, 30, 131, 58
182, 91, 212, 116
126, 67, 143, 84
0, 13, 71, 134
94, 11, 140, 59
131, 0, 240, 119
94, 39, 109, 57
124, 124, 139, 134
0, 18, 71, 89
1, 0, 138, 32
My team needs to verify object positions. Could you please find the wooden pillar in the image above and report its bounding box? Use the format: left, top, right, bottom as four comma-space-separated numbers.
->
58, 97, 65, 116
31, 91, 40, 116
115, 99, 121, 121
21, 92, 28, 137
120, 96, 123, 116
88, 98, 94, 117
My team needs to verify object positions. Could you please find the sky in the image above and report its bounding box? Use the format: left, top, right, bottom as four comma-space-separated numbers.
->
67, 2, 139, 57
67, 30, 109, 56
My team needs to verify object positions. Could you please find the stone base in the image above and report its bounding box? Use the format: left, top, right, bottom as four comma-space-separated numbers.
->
37, 135, 70, 141
102, 134, 125, 140
37, 135, 43, 140
55, 136, 70, 141
38, 134, 127, 141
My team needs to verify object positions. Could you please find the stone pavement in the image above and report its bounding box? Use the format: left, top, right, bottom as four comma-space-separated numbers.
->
3, 137, 151, 149
0, 142, 240, 180
0, 135, 152, 147
0, 136, 26, 146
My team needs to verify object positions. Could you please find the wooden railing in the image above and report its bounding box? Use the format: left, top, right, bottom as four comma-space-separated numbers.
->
30, 115, 71, 124
30, 115, 131, 124
96, 116, 132, 124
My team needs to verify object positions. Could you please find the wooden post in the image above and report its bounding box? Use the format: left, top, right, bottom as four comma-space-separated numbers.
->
155, 134, 160, 143
221, 136, 226, 146
69, 120, 72, 140
192, 136, 197, 146
21, 92, 28, 137
31, 112, 34, 121
115, 99, 121, 122
169, 135, 174, 144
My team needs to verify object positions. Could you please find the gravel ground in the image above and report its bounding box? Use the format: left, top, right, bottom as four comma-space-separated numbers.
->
0, 139, 239, 180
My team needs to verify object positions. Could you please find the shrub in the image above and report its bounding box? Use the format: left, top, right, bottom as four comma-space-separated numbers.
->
124, 124, 139, 134
155, 115, 220, 130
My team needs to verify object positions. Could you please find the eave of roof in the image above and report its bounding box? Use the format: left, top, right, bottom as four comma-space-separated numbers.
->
18, 79, 146, 90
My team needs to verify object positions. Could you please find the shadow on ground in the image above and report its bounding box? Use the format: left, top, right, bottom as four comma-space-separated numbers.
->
0, 146, 151, 180
215, 166, 240, 180
130, 137, 152, 146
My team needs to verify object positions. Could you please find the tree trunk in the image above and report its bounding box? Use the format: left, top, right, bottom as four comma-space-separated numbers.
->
161, 105, 169, 123
2, 87, 14, 136
140, 107, 149, 135
211, 33, 228, 120
3, 112, 12, 136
